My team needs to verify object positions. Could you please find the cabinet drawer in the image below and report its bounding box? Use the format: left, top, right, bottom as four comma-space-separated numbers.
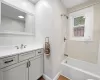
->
19, 51, 35, 62
36, 49, 43, 56
0, 55, 18, 68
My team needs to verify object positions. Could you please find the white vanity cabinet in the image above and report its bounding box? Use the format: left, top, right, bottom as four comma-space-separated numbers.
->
0, 48, 44, 80
29, 55, 43, 80
0, 60, 28, 80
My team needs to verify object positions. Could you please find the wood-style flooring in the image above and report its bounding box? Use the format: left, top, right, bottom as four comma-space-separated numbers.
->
58, 75, 69, 80
38, 75, 69, 80
38, 76, 45, 80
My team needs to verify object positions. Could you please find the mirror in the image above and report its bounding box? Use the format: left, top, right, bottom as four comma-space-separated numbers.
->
0, 2, 35, 35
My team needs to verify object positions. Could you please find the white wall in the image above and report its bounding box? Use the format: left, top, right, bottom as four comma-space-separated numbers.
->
35, 0, 67, 79
0, 0, 35, 46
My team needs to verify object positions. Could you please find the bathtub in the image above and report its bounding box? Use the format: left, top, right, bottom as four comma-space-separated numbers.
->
61, 57, 100, 80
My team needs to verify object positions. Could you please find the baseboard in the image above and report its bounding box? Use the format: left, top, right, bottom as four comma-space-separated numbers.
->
43, 74, 52, 80
53, 72, 61, 80
43, 72, 61, 80
61, 74, 72, 80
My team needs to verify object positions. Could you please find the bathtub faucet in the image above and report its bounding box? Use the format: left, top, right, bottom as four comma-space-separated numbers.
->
64, 54, 68, 57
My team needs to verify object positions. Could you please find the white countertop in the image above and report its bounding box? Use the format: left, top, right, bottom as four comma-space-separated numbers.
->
0, 44, 43, 58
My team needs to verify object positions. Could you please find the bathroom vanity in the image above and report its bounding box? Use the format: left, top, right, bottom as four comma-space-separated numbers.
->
0, 0, 44, 79
0, 48, 43, 80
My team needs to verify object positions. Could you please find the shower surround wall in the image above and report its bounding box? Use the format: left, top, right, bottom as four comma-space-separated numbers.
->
66, 1, 100, 63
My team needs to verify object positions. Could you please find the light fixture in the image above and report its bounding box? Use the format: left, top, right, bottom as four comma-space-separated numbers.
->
28, 0, 40, 4
87, 79, 94, 80
18, 16, 24, 19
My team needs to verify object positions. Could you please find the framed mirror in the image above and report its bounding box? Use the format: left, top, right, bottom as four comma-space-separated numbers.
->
0, 1, 35, 36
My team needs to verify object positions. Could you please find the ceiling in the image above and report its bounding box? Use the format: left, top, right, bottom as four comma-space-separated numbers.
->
61, 0, 89, 8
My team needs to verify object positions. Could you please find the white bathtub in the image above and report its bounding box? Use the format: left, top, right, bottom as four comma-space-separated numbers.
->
61, 57, 100, 80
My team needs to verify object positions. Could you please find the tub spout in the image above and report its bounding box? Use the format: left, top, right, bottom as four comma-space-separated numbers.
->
64, 54, 68, 57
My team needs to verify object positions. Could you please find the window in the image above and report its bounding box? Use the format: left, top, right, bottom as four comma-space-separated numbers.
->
73, 16, 85, 37
69, 7, 94, 41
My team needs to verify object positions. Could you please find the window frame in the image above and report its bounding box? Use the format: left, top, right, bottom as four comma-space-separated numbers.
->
69, 7, 94, 41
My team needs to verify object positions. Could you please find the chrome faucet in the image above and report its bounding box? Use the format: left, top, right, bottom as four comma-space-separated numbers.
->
20, 44, 24, 49
24, 45, 27, 48
20, 44, 27, 49
15, 46, 19, 49
15, 44, 27, 49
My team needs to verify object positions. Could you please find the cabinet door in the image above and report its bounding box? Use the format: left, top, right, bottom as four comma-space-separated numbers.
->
29, 55, 43, 80
0, 61, 28, 80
